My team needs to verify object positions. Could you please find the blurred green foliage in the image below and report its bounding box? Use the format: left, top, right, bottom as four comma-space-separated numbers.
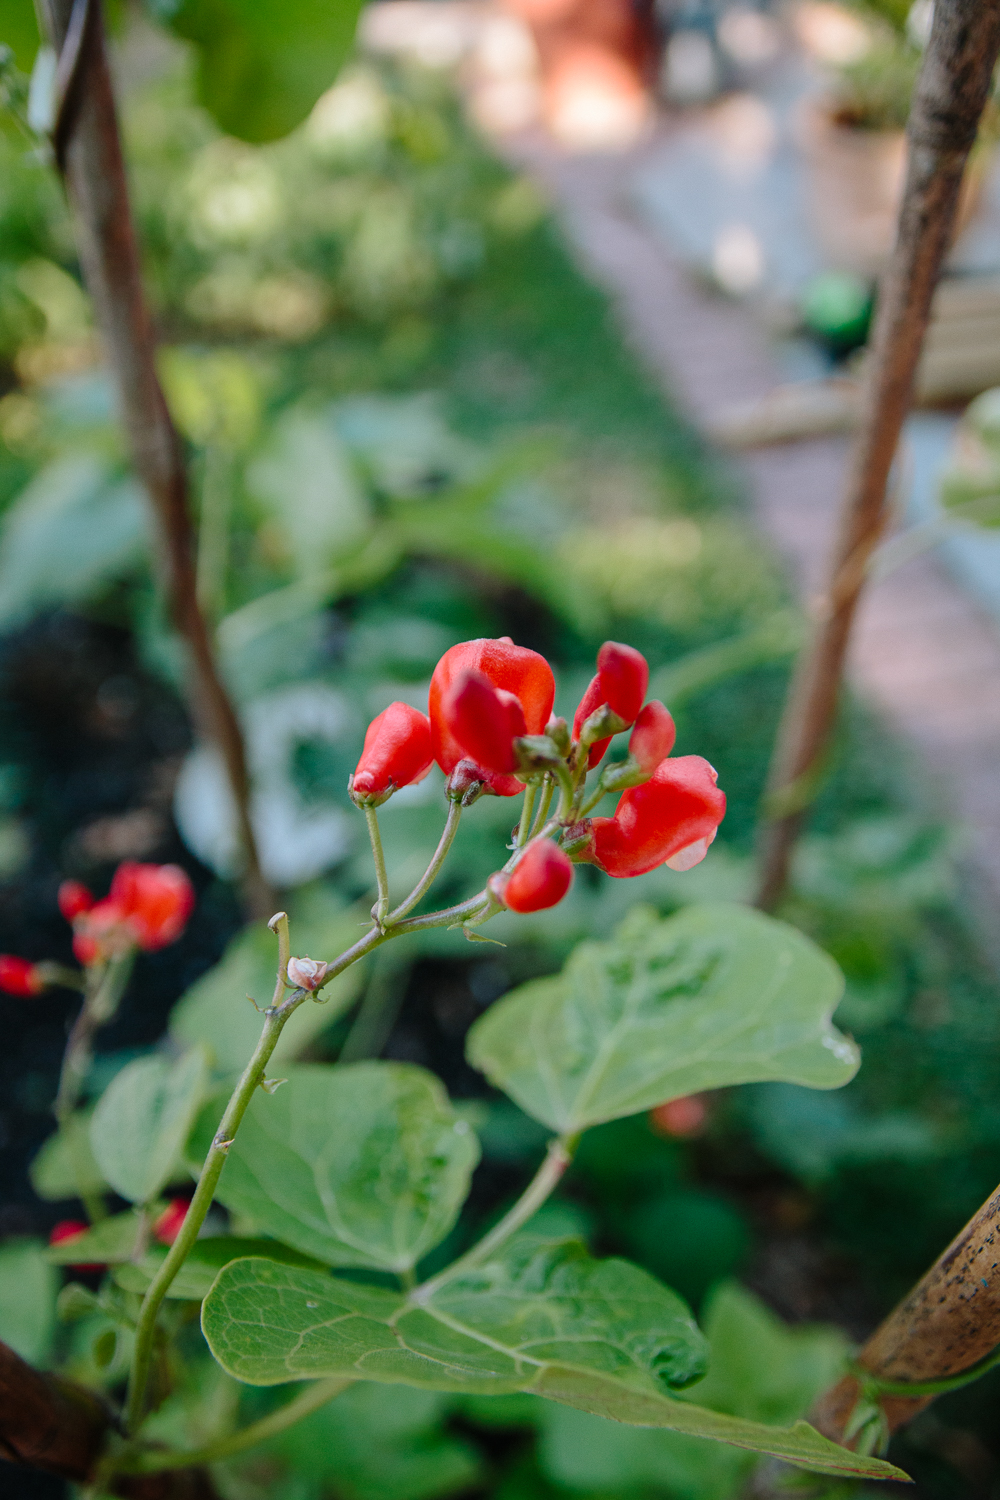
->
2, 15, 1000, 1498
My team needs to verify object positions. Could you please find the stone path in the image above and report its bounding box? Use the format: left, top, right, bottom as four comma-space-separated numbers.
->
507, 131, 1000, 942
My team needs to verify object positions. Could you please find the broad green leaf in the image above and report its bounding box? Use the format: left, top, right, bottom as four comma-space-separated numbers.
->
202, 1238, 706, 1392
0, 1240, 58, 1363
206, 1062, 479, 1272
466, 904, 857, 1132
201, 1248, 905, 1482
165, 0, 365, 144
45, 1209, 156, 1265
170, 895, 365, 1072
113, 1237, 327, 1300
90, 1047, 209, 1204
0, 455, 150, 628
30, 1110, 107, 1202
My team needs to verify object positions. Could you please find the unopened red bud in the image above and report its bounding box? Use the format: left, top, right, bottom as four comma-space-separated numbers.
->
287, 955, 325, 991
650, 1095, 708, 1138
0, 955, 44, 997
352, 702, 433, 805
154, 1198, 190, 1245
497, 839, 574, 913
58, 880, 94, 922
49, 1219, 104, 1271
629, 701, 676, 773
597, 641, 648, 724
444, 670, 526, 775
429, 638, 555, 798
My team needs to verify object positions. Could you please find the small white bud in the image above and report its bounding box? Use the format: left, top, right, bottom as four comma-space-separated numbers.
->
287, 955, 325, 991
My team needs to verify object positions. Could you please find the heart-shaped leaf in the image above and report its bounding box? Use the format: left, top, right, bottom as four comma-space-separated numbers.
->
201, 1245, 905, 1483
466, 904, 857, 1132
90, 1047, 209, 1205
207, 1062, 479, 1273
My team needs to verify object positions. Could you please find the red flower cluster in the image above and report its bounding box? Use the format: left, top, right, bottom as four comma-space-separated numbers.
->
349, 635, 726, 919
48, 1219, 104, 1272
64, 862, 195, 966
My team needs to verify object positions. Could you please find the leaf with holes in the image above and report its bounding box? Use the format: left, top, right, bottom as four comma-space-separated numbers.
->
201, 1244, 906, 1483
205, 1062, 479, 1273
466, 904, 856, 1132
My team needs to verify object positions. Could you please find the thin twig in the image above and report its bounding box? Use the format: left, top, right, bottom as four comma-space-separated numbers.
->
38, 0, 272, 919
754, 0, 1000, 912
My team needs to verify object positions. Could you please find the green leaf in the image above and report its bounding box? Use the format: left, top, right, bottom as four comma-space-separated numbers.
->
202, 1062, 478, 1273
169, 895, 365, 1072
113, 1236, 328, 1301
202, 1238, 706, 1391
0, 455, 150, 628
45, 1209, 155, 1265
466, 904, 857, 1132
201, 1247, 905, 1482
30, 1110, 107, 1202
0, 1240, 58, 1363
165, 0, 366, 144
90, 1047, 209, 1204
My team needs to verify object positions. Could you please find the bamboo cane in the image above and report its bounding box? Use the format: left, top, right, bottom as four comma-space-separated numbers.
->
755, 0, 1000, 911
37, 0, 273, 918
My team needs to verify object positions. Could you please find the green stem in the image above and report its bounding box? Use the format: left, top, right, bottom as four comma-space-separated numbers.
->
53, 951, 134, 1126
528, 777, 554, 838
365, 806, 390, 926
552, 762, 576, 823
124, 980, 310, 1433
123, 1377, 352, 1472
853, 1341, 1000, 1399
415, 1133, 578, 1302
515, 783, 537, 848
387, 800, 462, 924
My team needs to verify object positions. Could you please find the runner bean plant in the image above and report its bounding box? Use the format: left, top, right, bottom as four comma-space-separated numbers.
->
2, 636, 908, 1490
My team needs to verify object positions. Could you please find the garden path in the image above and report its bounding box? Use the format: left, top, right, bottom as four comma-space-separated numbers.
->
506, 130, 1000, 943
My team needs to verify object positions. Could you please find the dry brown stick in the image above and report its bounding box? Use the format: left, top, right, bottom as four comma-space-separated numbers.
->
0, 1337, 219, 1498
754, 0, 1000, 912
810, 1181, 1000, 1444
38, 0, 273, 919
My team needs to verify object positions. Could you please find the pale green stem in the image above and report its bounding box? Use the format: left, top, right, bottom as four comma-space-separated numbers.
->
515, 783, 537, 848
414, 1132, 578, 1302
365, 806, 390, 926
269, 910, 290, 982
124, 1377, 352, 1472
124, 975, 310, 1433
386, 800, 462, 924
552, 762, 576, 822
528, 776, 555, 838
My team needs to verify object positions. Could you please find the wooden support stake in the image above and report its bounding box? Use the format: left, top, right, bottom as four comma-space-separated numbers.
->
755, 0, 1000, 912
38, 0, 273, 918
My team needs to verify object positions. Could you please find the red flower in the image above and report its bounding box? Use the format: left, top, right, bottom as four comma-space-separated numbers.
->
650, 1095, 708, 1138
73, 862, 194, 965
629, 701, 676, 773
153, 1198, 190, 1246
58, 880, 94, 922
442, 670, 527, 775
573, 641, 650, 766
0, 955, 43, 997
586, 756, 725, 878
49, 1219, 104, 1272
494, 839, 574, 913
429, 638, 555, 797
352, 702, 433, 804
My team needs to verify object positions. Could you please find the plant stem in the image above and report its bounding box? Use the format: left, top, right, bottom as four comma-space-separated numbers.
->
754, 0, 1000, 912
529, 776, 554, 838
414, 1133, 578, 1301
124, 980, 309, 1433
515, 783, 537, 848
365, 807, 390, 926
553, 762, 576, 822
387, 800, 462, 924
124, 1378, 352, 1473
54, 950, 134, 1127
